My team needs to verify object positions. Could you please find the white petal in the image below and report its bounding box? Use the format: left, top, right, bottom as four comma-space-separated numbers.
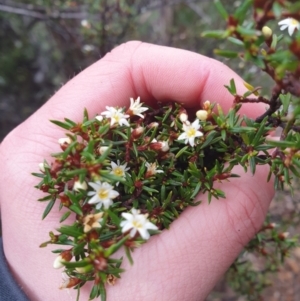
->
122, 223, 133, 233
145, 222, 158, 230
95, 203, 103, 210
129, 228, 138, 237
102, 199, 113, 209
278, 19, 289, 26
177, 132, 188, 141
138, 228, 150, 240
121, 212, 134, 220
279, 24, 289, 30
88, 194, 100, 204
288, 25, 295, 36
188, 137, 195, 147
88, 182, 101, 190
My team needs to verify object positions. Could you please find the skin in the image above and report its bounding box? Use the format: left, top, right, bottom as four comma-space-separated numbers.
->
0, 42, 274, 301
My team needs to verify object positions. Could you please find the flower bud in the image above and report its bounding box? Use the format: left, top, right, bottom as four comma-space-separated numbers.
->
149, 140, 169, 152
58, 137, 72, 145
75, 264, 93, 273
81, 19, 91, 29
73, 180, 88, 191
203, 100, 211, 110
179, 112, 188, 123
196, 110, 208, 121
160, 141, 170, 152
53, 250, 72, 269
278, 232, 289, 240
131, 126, 144, 139
262, 26, 272, 39
95, 115, 103, 122
98, 146, 109, 155
38, 163, 46, 172
147, 122, 159, 129
60, 277, 81, 289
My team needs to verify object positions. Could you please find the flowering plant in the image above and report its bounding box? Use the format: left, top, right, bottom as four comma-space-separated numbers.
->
33, 1, 300, 300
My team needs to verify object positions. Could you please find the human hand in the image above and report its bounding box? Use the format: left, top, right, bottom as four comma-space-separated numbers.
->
0, 42, 274, 301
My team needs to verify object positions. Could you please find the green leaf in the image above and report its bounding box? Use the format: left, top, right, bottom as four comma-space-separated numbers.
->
103, 236, 129, 257
125, 246, 134, 265
229, 78, 237, 95
252, 117, 268, 146
64, 118, 77, 127
142, 186, 159, 194
234, 0, 253, 22
57, 225, 82, 237
60, 211, 71, 222
42, 198, 56, 219
227, 37, 244, 46
190, 182, 202, 199
249, 156, 256, 175
50, 119, 72, 130
271, 33, 278, 49
200, 130, 217, 149
107, 209, 121, 225
64, 259, 90, 268
230, 126, 256, 133
272, 2, 282, 18
175, 146, 190, 158
99, 282, 106, 301
201, 30, 228, 38
236, 26, 260, 37
214, 0, 228, 20
214, 49, 239, 58
83, 107, 89, 122
69, 204, 83, 216
89, 284, 99, 300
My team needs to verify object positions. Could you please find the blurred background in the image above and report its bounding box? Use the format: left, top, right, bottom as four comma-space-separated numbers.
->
0, 1, 299, 300
0, 0, 263, 141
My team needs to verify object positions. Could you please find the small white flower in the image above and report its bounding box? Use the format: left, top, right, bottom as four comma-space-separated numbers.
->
128, 97, 148, 118
73, 180, 88, 191
101, 106, 130, 127
177, 119, 203, 147
58, 137, 72, 145
120, 208, 158, 240
145, 162, 164, 177
108, 160, 129, 185
278, 18, 299, 36
87, 181, 119, 209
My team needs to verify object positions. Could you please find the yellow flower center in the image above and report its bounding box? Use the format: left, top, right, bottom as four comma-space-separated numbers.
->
132, 220, 142, 229
113, 167, 124, 176
187, 128, 196, 137
98, 189, 109, 199
113, 114, 120, 122
291, 19, 299, 26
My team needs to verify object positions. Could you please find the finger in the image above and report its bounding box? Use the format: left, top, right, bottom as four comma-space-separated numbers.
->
13, 41, 264, 144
